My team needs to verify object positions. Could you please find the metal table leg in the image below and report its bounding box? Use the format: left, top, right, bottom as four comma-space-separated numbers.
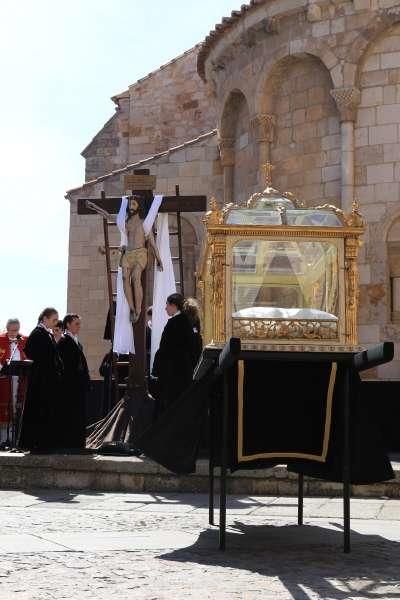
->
209, 397, 215, 526
298, 473, 304, 526
219, 372, 229, 550
343, 366, 351, 553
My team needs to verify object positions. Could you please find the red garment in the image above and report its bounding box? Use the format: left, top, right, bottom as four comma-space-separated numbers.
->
0, 333, 27, 424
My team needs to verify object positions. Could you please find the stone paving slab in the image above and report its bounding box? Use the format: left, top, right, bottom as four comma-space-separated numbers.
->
0, 490, 399, 599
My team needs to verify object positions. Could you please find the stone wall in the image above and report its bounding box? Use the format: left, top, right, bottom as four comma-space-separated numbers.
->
201, 0, 400, 379
355, 22, 400, 378
127, 48, 217, 164
82, 48, 217, 183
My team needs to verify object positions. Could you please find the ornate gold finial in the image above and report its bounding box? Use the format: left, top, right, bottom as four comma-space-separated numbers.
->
352, 198, 360, 214
262, 162, 274, 187
204, 197, 222, 226
210, 197, 218, 212
343, 196, 364, 227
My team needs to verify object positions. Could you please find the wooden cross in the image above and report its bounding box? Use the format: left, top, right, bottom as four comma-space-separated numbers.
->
78, 169, 207, 441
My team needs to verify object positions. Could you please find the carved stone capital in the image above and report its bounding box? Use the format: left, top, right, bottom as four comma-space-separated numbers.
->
307, 3, 322, 23
218, 137, 235, 167
330, 87, 361, 122
250, 113, 276, 143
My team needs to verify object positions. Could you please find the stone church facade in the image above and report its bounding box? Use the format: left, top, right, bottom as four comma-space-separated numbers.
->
66, 0, 400, 380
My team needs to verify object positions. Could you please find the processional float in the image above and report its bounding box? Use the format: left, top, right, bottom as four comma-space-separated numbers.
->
139, 163, 394, 552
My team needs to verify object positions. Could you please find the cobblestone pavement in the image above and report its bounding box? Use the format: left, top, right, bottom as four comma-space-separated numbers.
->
0, 490, 399, 599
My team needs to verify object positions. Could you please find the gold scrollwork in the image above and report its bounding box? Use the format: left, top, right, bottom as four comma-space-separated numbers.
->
345, 236, 360, 344
232, 318, 338, 340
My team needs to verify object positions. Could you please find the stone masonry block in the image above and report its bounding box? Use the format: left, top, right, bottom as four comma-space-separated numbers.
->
355, 144, 384, 166
322, 134, 341, 150
363, 55, 380, 72
355, 127, 368, 147
381, 52, 400, 70
377, 104, 400, 124
353, 0, 372, 9
178, 163, 200, 177
331, 17, 345, 34
356, 184, 375, 203
322, 165, 341, 182
361, 86, 383, 106
312, 21, 330, 37
384, 143, 400, 163
369, 124, 398, 145
367, 163, 394, 184
361, 202, 387, 221
357, 107, 376, 127
378, 34, 400, 53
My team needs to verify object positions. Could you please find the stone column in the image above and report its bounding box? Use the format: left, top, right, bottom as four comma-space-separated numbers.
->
330, 87, 360, 212
218, 137, 235, 205
251, 114, 276, 187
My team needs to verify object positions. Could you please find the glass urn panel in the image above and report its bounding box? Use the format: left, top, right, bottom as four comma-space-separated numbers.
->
231, 239, 339, 341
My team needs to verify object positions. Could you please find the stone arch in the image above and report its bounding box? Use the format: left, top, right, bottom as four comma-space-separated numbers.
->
220, 88, 251, 139
255, 52, 340, 205
219, 88, 255, 204
254, 44, 340, 115
351, 13, 400, 88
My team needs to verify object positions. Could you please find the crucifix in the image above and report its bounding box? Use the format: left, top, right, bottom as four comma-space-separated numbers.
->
78, 169, 207, 448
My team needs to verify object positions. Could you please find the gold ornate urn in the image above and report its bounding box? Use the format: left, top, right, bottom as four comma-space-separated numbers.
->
198, 164, 365, 352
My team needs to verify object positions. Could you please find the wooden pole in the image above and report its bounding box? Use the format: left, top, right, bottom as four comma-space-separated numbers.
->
175, 185, 185, 297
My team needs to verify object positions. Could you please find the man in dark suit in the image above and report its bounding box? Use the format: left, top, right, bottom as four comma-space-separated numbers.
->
19, 308, 63, 451
152, 294, 197, 414
57, 314, 90, 451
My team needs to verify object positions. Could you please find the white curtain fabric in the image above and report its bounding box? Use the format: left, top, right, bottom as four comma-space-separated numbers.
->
113, 194, 163, 355
150, 213, 176, 371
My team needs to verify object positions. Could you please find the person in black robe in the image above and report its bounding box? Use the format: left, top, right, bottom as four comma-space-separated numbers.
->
183, 297, 203, 366
151, 293, 197, 414
57, 313, 90, 451
18, 307, 63, 452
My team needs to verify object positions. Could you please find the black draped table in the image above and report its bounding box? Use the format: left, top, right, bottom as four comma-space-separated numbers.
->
137, 341, 394, 553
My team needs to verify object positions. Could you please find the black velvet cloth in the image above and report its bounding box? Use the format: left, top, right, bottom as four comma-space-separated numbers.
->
18, 327, 63, 450
57, 335, 90, 449
287, 370, 394, 484
137, 374, 212, 473
225, 360, 393, 483
152, 313, 199, 414
137, 356, 394, 484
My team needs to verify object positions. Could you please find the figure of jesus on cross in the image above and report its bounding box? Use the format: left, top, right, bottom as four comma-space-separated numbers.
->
86, 196, 163, 323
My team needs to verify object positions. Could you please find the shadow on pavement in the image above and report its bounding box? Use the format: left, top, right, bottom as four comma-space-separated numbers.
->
161, 521, 400, 599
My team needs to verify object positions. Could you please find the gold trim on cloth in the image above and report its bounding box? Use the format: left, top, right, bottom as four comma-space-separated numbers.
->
237, 360, 337, 463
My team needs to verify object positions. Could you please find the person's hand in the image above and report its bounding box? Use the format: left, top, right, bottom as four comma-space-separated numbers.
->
157, 260, 163, 272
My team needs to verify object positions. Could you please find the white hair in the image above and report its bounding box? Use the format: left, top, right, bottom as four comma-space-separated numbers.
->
6, 318, 20, 329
